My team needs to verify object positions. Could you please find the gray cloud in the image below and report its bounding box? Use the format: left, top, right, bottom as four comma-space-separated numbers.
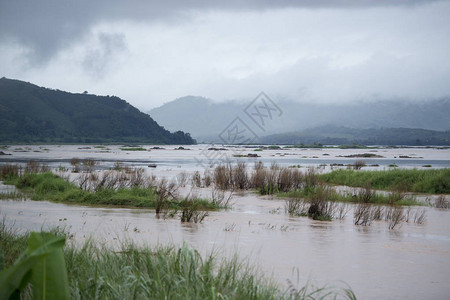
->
0, 0, 440, 63
82, 33, 127, 78
1, 0, 449, 109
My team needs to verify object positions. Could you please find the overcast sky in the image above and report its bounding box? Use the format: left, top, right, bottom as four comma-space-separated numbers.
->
1, 0, 450, 110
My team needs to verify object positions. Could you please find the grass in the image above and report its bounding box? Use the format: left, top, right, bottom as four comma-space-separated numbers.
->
318, 168, 450, 194
278, 186, 423, 206
0, 191, 24, 200
206, 162, 426, 208
4, 172, 218, 210
120, 147, 147, 151
0, 223, 356, 300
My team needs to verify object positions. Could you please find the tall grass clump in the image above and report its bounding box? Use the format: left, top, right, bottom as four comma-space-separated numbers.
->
353, 204, 374, 226
385, 206, 404, 230
284, 197, 308, 217
0, 164, 22, 180
214, 164, 233, 190
66, 243, 282, 299
179, 194, 209, 223
233, 161, 249, 190
434, 195, 449, 209
353, 160, 366, 170
251, 161, 267, 191
24, 160, 50, 174
210, 187, 233, 208
307, 185, 336, 221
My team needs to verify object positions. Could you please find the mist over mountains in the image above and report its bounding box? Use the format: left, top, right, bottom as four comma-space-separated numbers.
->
1, 77, 448, 146
150, 96, 450, 145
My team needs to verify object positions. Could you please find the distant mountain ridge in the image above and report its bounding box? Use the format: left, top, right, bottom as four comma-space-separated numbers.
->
258, 126, 450, 146
150, 96, 245, 139
150, 96, 450, 143
0, 78, 194, 144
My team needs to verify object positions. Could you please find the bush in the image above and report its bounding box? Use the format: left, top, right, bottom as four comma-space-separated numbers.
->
0, 164, 21, 179
307, 186, 335, 221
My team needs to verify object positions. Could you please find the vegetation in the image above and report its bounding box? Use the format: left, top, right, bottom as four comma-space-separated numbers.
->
197, 162, 425, 225
278, 185, 422, 207
0, 77, 194, 144
0, 229, 70, 299
319, 168, 450, 194
202, 162, 425, 208
120, 147, 148, 151
0, 224, 356, 299
5, 172, 217, 211
434, 195, 449, 209
0, 162, 220, 223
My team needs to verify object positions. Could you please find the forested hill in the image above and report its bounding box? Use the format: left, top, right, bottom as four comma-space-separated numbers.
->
0, 78, 194, 144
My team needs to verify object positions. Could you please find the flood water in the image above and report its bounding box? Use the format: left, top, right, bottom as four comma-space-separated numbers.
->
1, 145, 449, 299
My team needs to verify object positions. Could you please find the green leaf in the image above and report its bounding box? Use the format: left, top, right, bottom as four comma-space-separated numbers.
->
28, 232, 70, 300
0, 233, 65, 299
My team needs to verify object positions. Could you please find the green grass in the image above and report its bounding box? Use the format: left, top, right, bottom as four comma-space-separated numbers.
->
0, 224, 356, 300
5, 173, 218, 210
318, 168, 450, 194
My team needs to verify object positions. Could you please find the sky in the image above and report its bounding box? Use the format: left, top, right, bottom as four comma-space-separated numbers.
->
1, 0, 450, 110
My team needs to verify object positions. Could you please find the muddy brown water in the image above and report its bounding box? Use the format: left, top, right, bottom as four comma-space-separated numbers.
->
1, 194, 449, 300
1, 145, 449, 299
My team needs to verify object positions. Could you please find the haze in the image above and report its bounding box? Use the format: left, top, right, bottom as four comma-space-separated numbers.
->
1, 0, 450, 110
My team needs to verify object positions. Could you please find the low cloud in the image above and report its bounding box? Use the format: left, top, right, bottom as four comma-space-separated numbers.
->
1, 1, 449, 109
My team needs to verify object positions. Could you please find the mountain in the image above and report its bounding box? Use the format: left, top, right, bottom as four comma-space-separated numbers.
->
150, 96, 245, 140
0, 78, 194, 144
150, 96, 450, 142
258, 126, 450, 146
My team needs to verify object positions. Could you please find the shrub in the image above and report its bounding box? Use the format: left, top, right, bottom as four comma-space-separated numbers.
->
307, 185, 335, 221
179, 194, 208, 223
284, 197, 308, 217
385, 206, 404, 230
192, 171, 202, 188
434, 195, 448, 209
0, 164, 21, 179
354, 204, 373, 226
232, 161, 248, 190
353, 160, 366, 170
214, 165, 232, 190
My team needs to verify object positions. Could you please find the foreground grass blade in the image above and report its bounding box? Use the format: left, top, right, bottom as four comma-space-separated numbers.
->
0, 233, 66, 299
28, 232, 70, 300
